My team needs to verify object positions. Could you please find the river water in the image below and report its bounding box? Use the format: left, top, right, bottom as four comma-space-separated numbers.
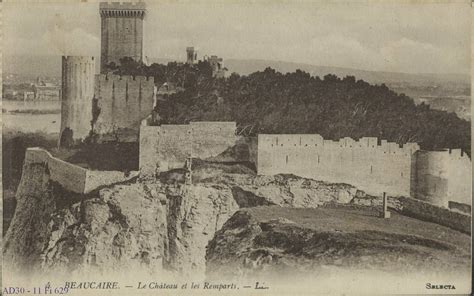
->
2, 100, 61, 134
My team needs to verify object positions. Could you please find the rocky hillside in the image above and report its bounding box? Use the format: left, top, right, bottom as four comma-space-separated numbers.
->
206, 206, 471, 280
3, 160, 471, 280
3, 159, 361, 277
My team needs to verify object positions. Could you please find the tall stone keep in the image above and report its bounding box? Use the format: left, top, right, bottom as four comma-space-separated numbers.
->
99, 2, 146, 73
60, 56, 96, 147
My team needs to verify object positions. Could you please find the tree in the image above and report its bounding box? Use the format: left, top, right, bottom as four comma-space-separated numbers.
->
113, 60, 471, 156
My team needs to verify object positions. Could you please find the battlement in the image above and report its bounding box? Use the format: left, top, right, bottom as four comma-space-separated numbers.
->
100, 2, 146, 9
258, 134, 419, 155
62, 56, 95, 63
92, 72, 156, 139
417, 149, 471, 162
100, 2, 146, 17
258, 133, 470, 206
448, 148, 470, 160
96, 73, 154, 83
258, 133, 421, 197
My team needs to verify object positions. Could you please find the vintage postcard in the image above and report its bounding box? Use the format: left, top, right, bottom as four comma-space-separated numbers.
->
1, 0, 472, 295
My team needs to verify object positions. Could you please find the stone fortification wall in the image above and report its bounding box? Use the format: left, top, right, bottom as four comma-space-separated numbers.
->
247, 137, 258, 166
25, 148, 87, 193
257, 134, 420, 197
139, 122, 255, 176
60, 56, 96, 146
84, 170, 139, 194
191, 122, 237, 159
448, 201, 471, 214
93, 74, 155, 142
414, 149, 471, 207
395, 196, 471, 234
24, 148, 137, 194
140, 124, 192, 176
206, 136, 258, 165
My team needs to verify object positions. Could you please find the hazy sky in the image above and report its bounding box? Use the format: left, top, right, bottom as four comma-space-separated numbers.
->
3, 0, 471, 74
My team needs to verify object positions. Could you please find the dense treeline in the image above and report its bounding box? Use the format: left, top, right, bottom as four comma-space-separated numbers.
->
112, 58, 471, 155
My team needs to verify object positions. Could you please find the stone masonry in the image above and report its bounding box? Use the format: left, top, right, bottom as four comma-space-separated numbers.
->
139, 122, 257, 176
60, 56, 96, 146
92, 74, 156, 142
99, 2, 146, 73
257, 134, 471, 207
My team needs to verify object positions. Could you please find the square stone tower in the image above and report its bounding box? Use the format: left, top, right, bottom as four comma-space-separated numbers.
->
186, 47, 197, 64
99, 2, 146, 73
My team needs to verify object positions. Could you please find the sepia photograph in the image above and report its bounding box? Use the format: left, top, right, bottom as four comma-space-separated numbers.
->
1, 0, 472, 295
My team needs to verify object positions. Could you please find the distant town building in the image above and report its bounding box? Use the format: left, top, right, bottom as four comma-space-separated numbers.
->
23, 91, 35, 101
33, 78, 60, 100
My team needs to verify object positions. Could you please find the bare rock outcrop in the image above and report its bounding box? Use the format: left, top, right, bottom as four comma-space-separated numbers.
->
40, 183, 169, 275
10, 161, 450, 280
206, 206, 471, 280
195, 173, 364, 208
166, 185, 239, 278
3, 161, 56, 273
3, 164, 260, 277
3, 164, 169, 276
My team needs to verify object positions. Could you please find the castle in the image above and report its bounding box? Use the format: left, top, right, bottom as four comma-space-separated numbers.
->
60, 2, 155, 145
60, 2, 226, 145
186, 46, 226, 78
58, 1, 471, 210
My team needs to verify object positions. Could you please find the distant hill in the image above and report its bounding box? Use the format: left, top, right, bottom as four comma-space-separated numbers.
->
3, 55, 64, 79
5, 54, 469, 119
2, 55, 176, 79
224, 58, 470, 86
4, 54, 469, 86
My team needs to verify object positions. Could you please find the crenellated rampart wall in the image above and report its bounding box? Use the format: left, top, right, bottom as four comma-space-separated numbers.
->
257, 134, 471, 206
93, 74, 155, 142
257, 134, 420, 197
